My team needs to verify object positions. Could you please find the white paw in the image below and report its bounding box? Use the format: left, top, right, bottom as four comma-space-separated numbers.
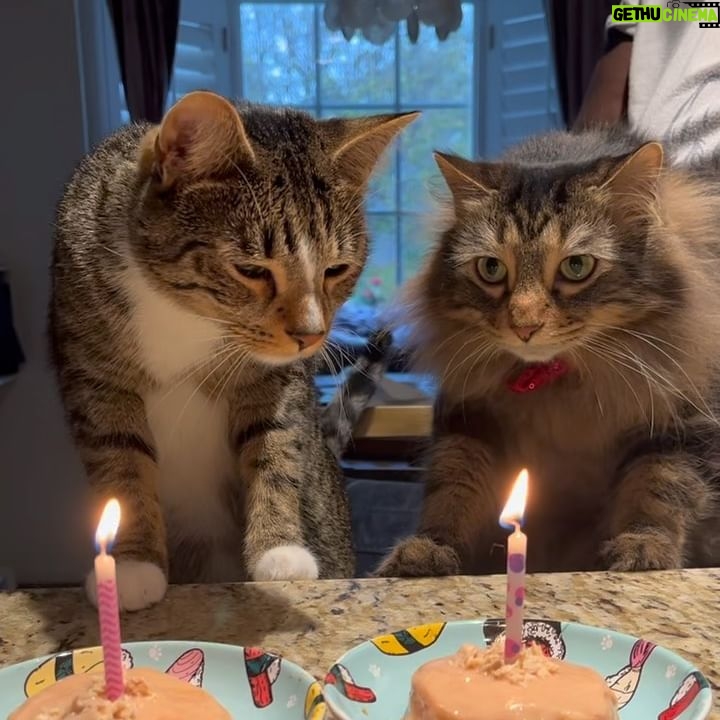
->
86, 560, 167, 612
252, 545, 319, 581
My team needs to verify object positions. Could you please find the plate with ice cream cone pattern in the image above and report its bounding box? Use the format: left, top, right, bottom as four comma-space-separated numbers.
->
323, 619, 713, 720
0, 641, 326, 719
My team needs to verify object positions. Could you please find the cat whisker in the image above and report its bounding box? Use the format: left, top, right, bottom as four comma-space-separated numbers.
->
449, 340, 495, 380
616, 329, 715, 417
430, 326, 477, 361
605, 334, 717, 424
567, 347, 587, 379
601, 338, 658, 435
589, 323, 690, 356
321, 342, 346, 383
445, 344, 494, 386
588, 335, 717, 428
101, 245, 126, 259
325, 344, 375, 384
443, 344, 493, 403
466, 343, 502, 422
209, 349, 245, 405
168, 344, 247, 439
568, 347, 596, 388
581, 340, 651, 429
322, 341, 349, 371
325, 340, 356, 367
441, 333, 492, 384
602, 340, 684, 437
154, 343, 240, 404
213, 348, 252, 405
460, 344, 497, 417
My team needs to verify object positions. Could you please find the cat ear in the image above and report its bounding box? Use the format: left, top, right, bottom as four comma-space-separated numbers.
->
142, 91, 255, 188
434, 152, 497, 205
599, 142, 664, 201
321, 111, 420, 187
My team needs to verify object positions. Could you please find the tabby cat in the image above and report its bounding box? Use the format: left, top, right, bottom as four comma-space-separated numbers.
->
377, 126, 720, 578
50, 90, 417, 610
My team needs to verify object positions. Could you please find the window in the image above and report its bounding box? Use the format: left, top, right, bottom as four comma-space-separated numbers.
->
237, 0, 478, 315
89, 0, 560, 329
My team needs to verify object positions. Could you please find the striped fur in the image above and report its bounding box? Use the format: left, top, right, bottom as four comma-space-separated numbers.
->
49, 91, 416, 608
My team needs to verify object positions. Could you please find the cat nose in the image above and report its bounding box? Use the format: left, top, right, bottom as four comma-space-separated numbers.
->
289, 332, 325, 350
512, 323, 543, 342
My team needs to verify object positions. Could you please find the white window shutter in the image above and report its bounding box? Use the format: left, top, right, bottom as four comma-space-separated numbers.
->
168, 0, 232, 103
482, 0, 560, 158
112, 0, 231, 126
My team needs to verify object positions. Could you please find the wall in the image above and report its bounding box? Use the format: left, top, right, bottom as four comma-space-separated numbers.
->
0, 0, 92, 585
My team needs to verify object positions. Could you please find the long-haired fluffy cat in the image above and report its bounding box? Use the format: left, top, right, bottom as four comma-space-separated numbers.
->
377, 126, 720, 577
50, 90, 417, 609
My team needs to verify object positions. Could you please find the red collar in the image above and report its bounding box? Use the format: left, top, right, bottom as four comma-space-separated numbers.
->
508, 359, 569, 393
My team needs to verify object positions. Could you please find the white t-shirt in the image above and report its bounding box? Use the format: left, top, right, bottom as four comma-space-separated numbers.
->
608, 1, 720, 162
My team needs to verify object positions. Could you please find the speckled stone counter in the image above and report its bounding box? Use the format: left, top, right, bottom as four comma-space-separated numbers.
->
1, 570, 718, 716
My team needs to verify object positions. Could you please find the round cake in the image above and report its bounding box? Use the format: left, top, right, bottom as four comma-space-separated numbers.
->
405, 641, 619, 720
8, 667, 231, 720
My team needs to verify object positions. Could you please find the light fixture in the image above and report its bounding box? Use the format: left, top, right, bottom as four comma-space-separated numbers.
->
323, 0, 463, 45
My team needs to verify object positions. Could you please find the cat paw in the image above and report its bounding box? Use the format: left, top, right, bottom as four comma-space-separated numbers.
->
252, 545, 319, 581
86, 560, 168, 612
374, 536, 460, 578
601, 530, 682, 571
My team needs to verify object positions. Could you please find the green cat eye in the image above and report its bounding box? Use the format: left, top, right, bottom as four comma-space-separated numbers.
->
476, 257, 508, 284
558, 255, 596, 282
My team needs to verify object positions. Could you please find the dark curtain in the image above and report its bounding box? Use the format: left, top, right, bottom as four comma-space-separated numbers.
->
545, 0, 615, 128
0, 272, 24, 377
107, 0, 181, 124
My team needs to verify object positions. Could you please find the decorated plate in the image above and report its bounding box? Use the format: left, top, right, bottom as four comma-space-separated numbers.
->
323, 619, 713, 720
0, 641, 325, 719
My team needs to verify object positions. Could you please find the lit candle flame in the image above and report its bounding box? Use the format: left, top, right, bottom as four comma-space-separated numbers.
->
95, 499, 121, 551
499, 469, 528, 529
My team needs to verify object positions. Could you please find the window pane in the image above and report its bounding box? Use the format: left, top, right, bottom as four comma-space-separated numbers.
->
319, 107, 397, 212
239, 4, 317, 105
400, 107, 472, 212
400, 213, 432, 283
399, 3, 474, 106
349, 213, 398, 308
318, 31, 396, 105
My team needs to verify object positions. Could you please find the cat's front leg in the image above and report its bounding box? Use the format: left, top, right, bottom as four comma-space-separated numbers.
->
601, 453, 712, 571
66, 388, 168, 611
375, 431, 501, 578
236, 420, 320, 581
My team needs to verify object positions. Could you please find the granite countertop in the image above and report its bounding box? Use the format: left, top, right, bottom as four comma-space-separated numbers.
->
1, 569, 718, 716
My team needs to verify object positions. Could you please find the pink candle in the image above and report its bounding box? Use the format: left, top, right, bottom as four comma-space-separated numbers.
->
94, 499, 125, 700
499, 469, 529, 664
